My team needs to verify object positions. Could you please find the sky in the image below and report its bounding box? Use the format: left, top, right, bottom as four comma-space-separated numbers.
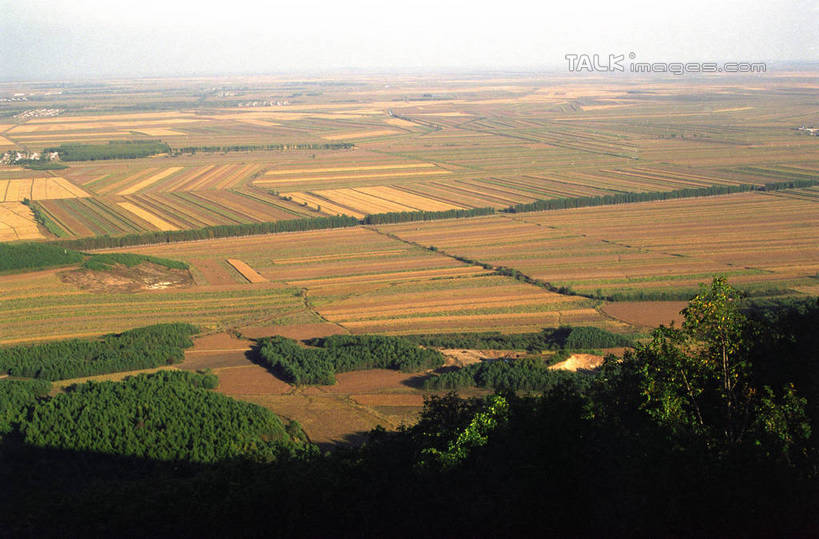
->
1, 0, 817, 80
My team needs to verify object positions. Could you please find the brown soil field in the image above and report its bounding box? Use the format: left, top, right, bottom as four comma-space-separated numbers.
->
189, 332, 250, 351
59, 262, 193, 293
213, 364, 292, 395
323, 369, 425, 393
602, 301, 687, 328
181, 332, 254, 370
351, 394, 426, 407
189, 258, 244, 286
239, 322, 348, 340
182, 351, 251, 371
240, 393, 393, 448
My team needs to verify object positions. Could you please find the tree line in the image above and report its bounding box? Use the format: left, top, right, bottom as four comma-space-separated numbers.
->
0, 242, 189, 274
45, 140, 170, 161
256, 335, 444, 385
0, 242, 83, 273
46, 215, 360, 250
405, 326, 632, 352
18, 160, 68, 170
363, 206, 495, 225
503, 179, 819, 214
0, 323, 199, 380
424, 355, 577, 392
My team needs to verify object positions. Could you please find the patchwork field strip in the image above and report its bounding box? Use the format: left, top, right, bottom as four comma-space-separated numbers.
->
86, 164, 263, 195
5, 117, 203, 134
117, 202, 178, 231
375, 192, 819, 297
322, 129, 400, 140
0, 269, 305, 345
113, 226, 622, 335
226, 259, 268, 283
256, 169, 451, 185
36, 188, 313, 237
263, 163, 440, 176
117, 167, 183, 195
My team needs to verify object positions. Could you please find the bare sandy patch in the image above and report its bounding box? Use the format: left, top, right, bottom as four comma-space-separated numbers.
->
59, 262, 193, 293
549, 353, 604, 372
441, 349, 524, 368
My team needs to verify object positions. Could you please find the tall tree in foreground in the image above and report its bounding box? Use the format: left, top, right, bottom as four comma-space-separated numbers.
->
623, 276, 810, 460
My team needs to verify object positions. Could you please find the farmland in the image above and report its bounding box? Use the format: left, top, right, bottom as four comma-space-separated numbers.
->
0, 202, 42, 241
0, 177, 89, 201
375, 192, 819, 300
2, 73, 818, 243
113, 226, 622, 336
0, 73, 817, 450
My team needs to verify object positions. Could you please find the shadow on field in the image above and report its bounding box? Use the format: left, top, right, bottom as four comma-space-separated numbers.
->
400, 373, 432, 389
322, 430, 372, 451
244, 340, 291, 384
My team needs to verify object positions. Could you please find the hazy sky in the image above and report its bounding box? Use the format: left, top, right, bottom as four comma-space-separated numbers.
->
1, 0, 817, 80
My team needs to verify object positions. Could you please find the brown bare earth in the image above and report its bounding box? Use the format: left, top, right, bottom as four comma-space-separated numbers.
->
59, 262, 193, 293
325, 369, 424, 393
351, 394, 426, 407
239, 322, 348, 340
181, 332, 254, 370
240, 392, 393, 448
602, 301, 687, 328
213, 364, 292, 395
550, 353, 605, 372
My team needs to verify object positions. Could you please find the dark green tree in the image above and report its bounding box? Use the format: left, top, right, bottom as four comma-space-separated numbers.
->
623, 276, 810, 458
